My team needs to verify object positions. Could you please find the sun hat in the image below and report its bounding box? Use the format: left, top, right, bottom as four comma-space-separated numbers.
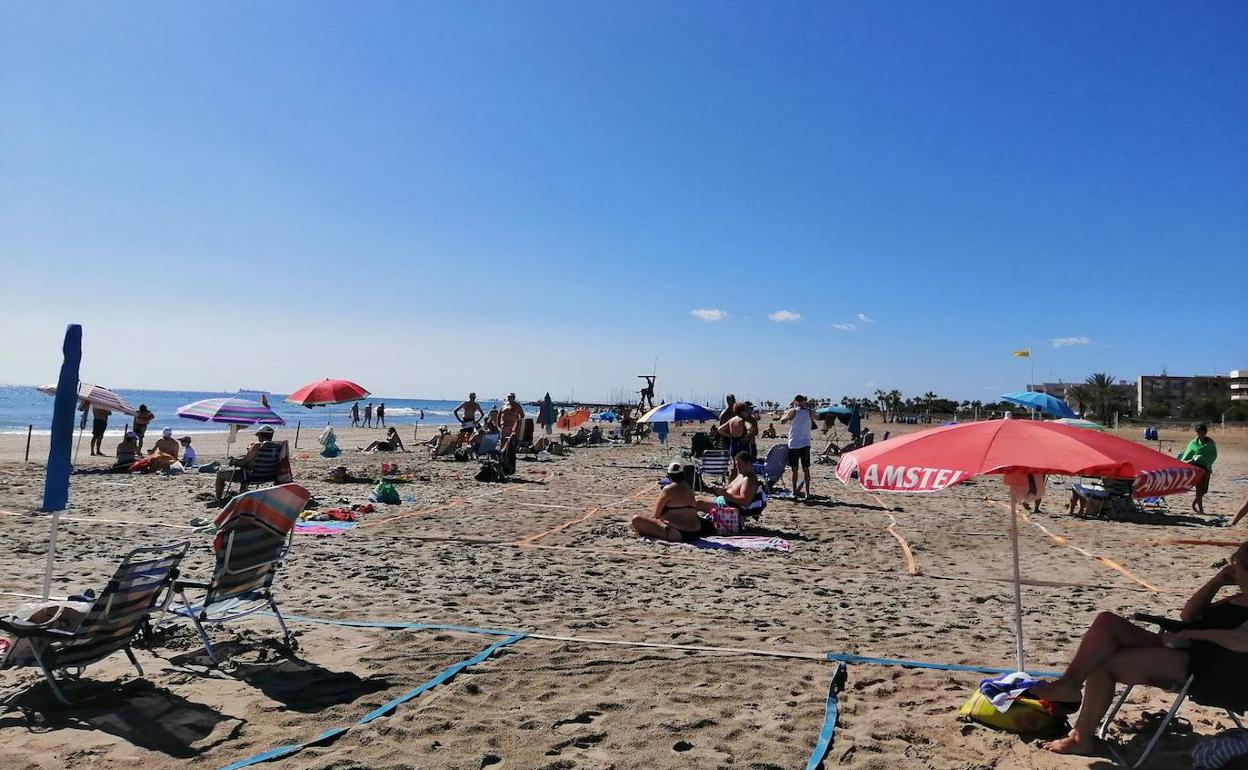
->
667, 461, 684, 475
178, 436, 192, 443
162, 427, 173, 438
256, 425, 275, 436
125, 430, 139, 440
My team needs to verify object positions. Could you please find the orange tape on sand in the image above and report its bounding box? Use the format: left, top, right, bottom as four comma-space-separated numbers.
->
866, 493, 919, 575
514, 484, 654, 545
359, 497, 465, 529
1005, 503, 1165, 593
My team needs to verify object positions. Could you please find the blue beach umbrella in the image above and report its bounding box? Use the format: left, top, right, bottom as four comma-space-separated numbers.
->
1001, 391, 1078, 419
816, 405, 853, 416
637, 401, 717, 423
593, 410, 617, 422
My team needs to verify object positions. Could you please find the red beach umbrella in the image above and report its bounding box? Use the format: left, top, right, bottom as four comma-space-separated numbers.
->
836, 419, 1203, 672
284, 379, 370, 408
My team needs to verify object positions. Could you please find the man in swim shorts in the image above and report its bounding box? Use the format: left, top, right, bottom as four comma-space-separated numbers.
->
498, 392, 525, 453
454, 392, 483, 442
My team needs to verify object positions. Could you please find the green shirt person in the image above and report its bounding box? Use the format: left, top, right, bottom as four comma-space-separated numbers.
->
1178, 424, 1216, 515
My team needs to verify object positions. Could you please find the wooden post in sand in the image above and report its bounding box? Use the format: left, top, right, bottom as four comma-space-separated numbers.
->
25, 425, 33, 462
294, 421, 301, 449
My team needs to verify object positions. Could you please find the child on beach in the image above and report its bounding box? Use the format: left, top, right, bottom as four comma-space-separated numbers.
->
179, 436, 196, 467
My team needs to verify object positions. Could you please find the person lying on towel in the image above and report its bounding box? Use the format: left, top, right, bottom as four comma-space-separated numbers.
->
1030, 540, 1248, 755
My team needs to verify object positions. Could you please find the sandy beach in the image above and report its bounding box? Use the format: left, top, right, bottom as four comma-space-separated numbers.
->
1, 421, 1246, 769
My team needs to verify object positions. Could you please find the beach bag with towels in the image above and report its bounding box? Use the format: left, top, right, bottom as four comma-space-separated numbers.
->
959, 672, 1067, 736
475, 459, 506, 483
369, 480, 401, 505
709, 505, 740, 536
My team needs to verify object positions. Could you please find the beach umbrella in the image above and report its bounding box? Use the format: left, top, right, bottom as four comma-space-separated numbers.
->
835, 419, 1202, 672
1050, 417, 1106, 432
41, 325, 82, 598
538, 393, 556, 435
285, 378, 370, 408
1001, 391, 1077, 419
816, 404, 853, 416
177, 397, 286, 426
37, 382, 138, 416
593, 410, 617, 422
636, 401, 717, 423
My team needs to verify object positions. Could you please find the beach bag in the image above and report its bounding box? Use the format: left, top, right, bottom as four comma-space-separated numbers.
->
475, 460, 505, 483
958, 691, 1066, 736
453, 447, 473, 462
369, 480, 401, 505
710, 505, 740, 536
1, 600, 91, 667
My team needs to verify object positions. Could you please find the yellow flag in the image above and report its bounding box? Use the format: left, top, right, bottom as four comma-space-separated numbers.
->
1012, 349, 1031, 358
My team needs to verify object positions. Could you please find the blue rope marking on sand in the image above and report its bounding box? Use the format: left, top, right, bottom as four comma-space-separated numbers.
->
825, 652, 1060, 678
215, 632, 526, 770
804, 663, 847, 770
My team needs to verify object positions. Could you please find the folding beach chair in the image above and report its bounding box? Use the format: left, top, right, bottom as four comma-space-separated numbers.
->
174, 483, 311, 664
695, 449, 731, 491
223, 440, 291, 498
1096, 613, 1246, 768
1072, 478, 1139, 519
760, 443, 789, 493
1, 540, 190, 704
475, 432, 500, 458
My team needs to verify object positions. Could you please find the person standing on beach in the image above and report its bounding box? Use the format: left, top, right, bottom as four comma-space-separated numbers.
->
350, 402, 360, 427
363, 402, 373, 428
377, 402, 386, 427
639, 375, 656, 410
1179, 423, 1218, 515
132, 404, 155, 451
499, 392, 525, 452
780, 395, 815, 499
454, 393, 483, 440
82, 400, 111, 456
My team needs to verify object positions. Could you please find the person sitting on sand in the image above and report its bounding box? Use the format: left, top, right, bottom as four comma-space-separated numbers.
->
114, 431, 141, 470
716, 451, 768, 518
179, 436, 197, 467
151, 427, 180, 457
630, 462, 717, 542
1029, 541, 1248, 756
362, 426, 406, 452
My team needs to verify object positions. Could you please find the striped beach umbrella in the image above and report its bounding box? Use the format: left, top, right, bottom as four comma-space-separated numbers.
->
37, 382, 137, 416
177, 397, 286, 426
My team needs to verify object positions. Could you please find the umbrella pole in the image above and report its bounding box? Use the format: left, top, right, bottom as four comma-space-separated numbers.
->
73, 426, 84, 462
42, 511, 61, 599
1010, 499, 1026, 672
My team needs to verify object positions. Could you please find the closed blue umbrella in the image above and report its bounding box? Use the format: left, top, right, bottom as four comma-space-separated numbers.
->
1001, 391, 1077, 419
538, 393, 557, 434
637, 401, 717, 423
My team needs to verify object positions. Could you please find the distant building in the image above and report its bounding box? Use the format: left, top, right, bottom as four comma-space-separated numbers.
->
1028, 380, 1135, 416
1136, 374, 1229, 416
1231, 370, 1248, 403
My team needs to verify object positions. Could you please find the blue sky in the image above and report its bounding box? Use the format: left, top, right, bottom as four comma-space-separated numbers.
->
3, 1, 1245, 404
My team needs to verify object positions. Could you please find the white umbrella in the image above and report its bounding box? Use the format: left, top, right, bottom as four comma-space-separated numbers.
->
38, 382, 137, 462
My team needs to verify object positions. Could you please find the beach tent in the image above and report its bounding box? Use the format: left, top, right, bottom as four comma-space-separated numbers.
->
836, 419, 1202, 672
556, 409, 590, 431
593, 411, 617, 422
1001, 391, 1077, 419
1050, 417, 1106, 432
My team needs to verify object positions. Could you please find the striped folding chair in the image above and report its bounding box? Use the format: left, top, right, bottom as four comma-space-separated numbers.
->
695, 449, 731, 491
224, 440, 291, 498
0, 540, 190, 705
174, 483, 311, 664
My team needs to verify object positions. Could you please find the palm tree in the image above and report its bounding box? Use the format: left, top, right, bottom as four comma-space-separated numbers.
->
1079, 373, 1119, 420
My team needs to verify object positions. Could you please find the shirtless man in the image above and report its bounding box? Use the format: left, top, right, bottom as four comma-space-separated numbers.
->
499, 392, 525, 452
454, 392, 483, 442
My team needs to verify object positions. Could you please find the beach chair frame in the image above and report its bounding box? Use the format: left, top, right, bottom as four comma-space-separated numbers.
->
0, 540, 190, 705
1096, 613, 1246, 767
223, 440, 290, 498
173, 485, 309, 665
695, 449, 731, 491
760, 443, 789, 493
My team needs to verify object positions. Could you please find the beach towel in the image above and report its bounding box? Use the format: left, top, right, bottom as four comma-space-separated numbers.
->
650, 536, 790, 552
1194, 729, 1248, 770
295, 521, 357, 536
978, 671, 1042, 712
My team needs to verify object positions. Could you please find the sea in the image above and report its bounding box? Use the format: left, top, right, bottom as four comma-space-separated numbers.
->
0, 385, 510, 436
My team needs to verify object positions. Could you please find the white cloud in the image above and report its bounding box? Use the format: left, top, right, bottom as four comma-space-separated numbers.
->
767, 310, 801, 322
832, 322, 857, 332
855, 313, 875, 323
1052, 336, 1092, 348
690, 308, 728, 322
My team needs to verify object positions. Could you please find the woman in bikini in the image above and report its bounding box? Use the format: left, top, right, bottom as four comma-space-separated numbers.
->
630, 462, 716, 542
1030, 540, 1248, 755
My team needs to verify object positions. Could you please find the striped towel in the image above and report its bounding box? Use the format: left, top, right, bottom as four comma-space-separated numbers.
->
1194, 729, 1248, 770
651, 536, 791, 552
295, 521, 357, 536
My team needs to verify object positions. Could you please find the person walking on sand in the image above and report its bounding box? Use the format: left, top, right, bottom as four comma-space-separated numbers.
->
376, 402, 386, 427
363, 402, 373, 428
350, 402, 360, 427
780, 395, 815, 499
132, 404, 155, 451
1179, 423, 1217, 515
